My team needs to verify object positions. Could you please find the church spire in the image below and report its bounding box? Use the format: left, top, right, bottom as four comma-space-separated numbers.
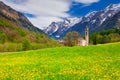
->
85, 26, 89, 46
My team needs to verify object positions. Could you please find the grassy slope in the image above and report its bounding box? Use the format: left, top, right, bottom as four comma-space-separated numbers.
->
0, 42, 120, 80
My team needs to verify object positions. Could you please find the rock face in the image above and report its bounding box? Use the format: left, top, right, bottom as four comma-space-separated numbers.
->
0, 1, 43, 33
44, 17, 82, 39
44, 3, 120, 39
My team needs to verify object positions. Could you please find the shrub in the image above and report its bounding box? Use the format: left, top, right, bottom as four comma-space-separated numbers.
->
23, 40, 31, 50
0, 43, 23, 52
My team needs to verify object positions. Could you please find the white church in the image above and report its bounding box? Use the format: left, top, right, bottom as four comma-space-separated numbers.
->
76, 26, 89, 46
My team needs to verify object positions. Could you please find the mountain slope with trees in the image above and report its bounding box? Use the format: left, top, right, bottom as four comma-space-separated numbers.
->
0, 1, 43, 33
0, 1, 60, 52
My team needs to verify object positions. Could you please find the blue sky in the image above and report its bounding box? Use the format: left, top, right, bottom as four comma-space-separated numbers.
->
68, 0, 120, 17
0, 0, 120, 29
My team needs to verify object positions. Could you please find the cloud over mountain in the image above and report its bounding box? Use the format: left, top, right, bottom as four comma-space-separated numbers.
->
74, 0, 99, 4
1, 0, 100, 29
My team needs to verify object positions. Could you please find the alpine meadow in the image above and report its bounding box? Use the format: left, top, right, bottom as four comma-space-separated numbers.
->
0, 42, 120, 79
0, 0, 120, 80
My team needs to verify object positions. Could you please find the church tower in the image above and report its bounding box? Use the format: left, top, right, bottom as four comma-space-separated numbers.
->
85, 26, 89, 46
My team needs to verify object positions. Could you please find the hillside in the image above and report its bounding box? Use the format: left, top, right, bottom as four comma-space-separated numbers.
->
0, 42, 120, 79
0, 1, 60, 52
0, 1, 43, 33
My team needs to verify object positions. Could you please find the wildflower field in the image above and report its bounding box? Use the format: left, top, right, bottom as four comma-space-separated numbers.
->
0, 42, 120, 80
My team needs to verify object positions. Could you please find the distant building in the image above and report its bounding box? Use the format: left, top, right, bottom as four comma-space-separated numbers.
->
75, 26, 89, 46
56, 40, 65, 44
76, 38, 87, 46
85, 26, 89, 46
56, 26, 89, 46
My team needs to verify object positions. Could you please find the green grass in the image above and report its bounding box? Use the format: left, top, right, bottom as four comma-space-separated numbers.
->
0, 42, 120, 80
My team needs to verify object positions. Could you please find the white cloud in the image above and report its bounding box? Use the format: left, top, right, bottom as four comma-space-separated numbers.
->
0, 0, 71, 29
74, 0, 99, 4
28, 16, 63, 29
0, 0, 99, 29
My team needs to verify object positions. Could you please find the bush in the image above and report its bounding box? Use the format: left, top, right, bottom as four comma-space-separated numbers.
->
64, 31, 81, 46
0, 43, 23, 52
23, 40, 31, 50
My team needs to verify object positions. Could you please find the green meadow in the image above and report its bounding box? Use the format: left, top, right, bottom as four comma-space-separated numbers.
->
0, 42, 120, 80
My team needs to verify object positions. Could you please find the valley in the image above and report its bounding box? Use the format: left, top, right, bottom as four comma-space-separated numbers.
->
0, 1, 120, 80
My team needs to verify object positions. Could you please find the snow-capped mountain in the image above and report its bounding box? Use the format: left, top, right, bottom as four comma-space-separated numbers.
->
44, 17, 82, 39
82, 3, 120, 25
44, 3, 120, 39
68, 3, 120, 35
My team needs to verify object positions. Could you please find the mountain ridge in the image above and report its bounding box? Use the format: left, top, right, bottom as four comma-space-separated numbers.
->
0, 1, 44, 33
44, 3, 120, 39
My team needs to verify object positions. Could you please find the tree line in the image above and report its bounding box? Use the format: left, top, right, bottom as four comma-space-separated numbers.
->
90, 28, 120, 45
63, 28, 120, 46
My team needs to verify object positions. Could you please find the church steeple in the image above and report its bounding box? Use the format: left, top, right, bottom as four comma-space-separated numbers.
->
85, 26, 89, 46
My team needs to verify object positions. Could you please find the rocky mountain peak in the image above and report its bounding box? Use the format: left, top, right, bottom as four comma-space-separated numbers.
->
44, 17, 82, 39
85, 11, 97, 18
105, 3, 120, 11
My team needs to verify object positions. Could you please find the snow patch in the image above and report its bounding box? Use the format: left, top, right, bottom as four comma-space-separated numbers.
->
53, 24, 58, 33
56, 35, 60, 38
91, 20, 96, 24
108, 14, 112, 17
100, 13, 104, 18
100, 17, 106, 25
85, 11, 97, 18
